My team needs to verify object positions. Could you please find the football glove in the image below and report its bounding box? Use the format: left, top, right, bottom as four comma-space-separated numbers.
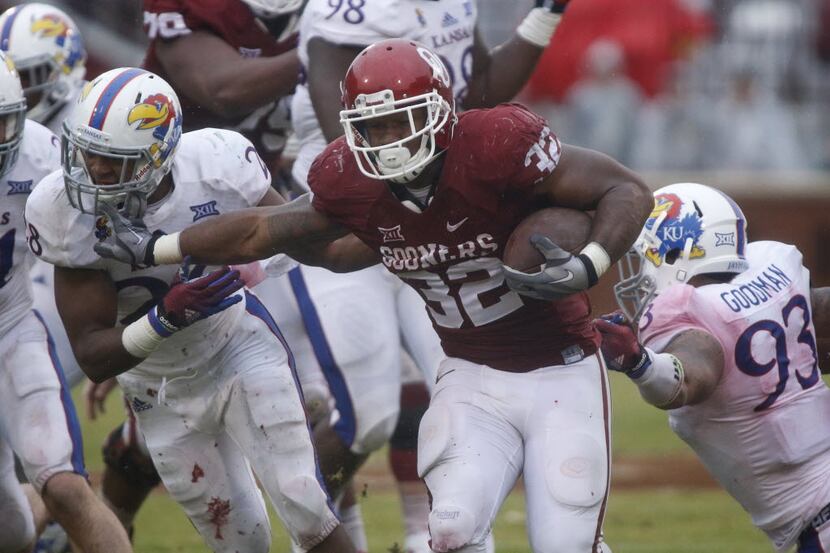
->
594, 312, 651, 375
150, 258, 244, 336
93, 201, 159, 269
502, 234, 598, 301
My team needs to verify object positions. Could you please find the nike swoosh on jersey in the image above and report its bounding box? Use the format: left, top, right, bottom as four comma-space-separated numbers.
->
446, 217, 468, 232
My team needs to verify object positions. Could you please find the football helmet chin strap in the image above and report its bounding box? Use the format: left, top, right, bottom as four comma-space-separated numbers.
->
376, 133, 433, 184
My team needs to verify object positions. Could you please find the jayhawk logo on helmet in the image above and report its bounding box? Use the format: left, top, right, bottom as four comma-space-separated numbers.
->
644, 193, 706, 267
127, 93, 182, 167
30, 14, 84, 74
30, 14, 68, 38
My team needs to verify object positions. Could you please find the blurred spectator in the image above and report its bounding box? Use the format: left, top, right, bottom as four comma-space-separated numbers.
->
525, 0, 713, 102
562, 39, 642, 164
711, 68, 808, 170
631, 63, 716, 170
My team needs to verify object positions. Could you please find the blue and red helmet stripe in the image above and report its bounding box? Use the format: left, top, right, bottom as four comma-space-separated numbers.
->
88, 67, 146, 130
0, 6, 22, 51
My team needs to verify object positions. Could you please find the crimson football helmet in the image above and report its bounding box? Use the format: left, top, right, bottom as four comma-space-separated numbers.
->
340, 39, 456, 183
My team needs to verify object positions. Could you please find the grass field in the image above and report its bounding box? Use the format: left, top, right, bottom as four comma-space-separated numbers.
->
73, 372, 772, 552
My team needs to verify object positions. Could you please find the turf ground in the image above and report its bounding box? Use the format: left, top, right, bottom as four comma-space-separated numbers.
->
73, 372, 773, 552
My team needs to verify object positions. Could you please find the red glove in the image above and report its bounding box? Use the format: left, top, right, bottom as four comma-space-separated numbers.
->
150, 259, 244, 336
594, 312, 651, 376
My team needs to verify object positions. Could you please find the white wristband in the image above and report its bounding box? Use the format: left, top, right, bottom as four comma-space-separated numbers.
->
154, 232, 183, 265
632, 348, 685, 408
516, 8, 562, 48
121, 312, 167, 358
579, 242, 611, 278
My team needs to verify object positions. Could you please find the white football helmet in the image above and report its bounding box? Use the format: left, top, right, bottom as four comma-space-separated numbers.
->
615, 182, 750, 322
0, 51, 26, 177
240, 0, 304, 18
62, 68, 182, 216
0, 3, 86, 123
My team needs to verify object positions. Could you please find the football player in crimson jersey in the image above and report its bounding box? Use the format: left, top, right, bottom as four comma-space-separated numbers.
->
95, 39, 652, 553
288, 2, 572, 550
83, 0, 305, 537
599, 183, 830, 553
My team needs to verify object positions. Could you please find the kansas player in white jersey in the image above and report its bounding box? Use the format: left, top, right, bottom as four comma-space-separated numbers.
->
0, 52, 133, 553
599, 182, 830, 552
0, 3, 89, 392
274, 2, 570, 551
24, 67, 355, 553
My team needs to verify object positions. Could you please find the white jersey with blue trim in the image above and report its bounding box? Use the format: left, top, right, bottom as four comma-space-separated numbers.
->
291, 0, 477, 188
0, 119, 60, 338
24, 128, 271, 378
641, 241, 830, 551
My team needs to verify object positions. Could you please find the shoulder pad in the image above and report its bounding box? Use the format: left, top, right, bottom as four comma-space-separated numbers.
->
24, 171, 102, 268
452, 104, 561, 191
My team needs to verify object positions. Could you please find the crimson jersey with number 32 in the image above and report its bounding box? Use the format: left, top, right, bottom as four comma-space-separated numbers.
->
310, 103, 599, 371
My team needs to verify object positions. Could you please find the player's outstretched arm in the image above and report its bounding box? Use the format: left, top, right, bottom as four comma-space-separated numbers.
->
596, 315, 724, 410
155, 30, 299, 119
464, 1, 568, 109
178, 193, 350, 265
811, 286, 830, 370
94, 194, 351, 267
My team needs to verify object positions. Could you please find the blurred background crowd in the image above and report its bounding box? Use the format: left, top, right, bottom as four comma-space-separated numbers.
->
4, 0, 829, 173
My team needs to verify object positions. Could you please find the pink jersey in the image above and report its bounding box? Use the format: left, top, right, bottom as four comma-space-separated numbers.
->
310, 104, 599, 372
640, 240, 830, 551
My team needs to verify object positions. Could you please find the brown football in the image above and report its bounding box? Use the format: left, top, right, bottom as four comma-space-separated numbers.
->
503, 207, 593, 272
